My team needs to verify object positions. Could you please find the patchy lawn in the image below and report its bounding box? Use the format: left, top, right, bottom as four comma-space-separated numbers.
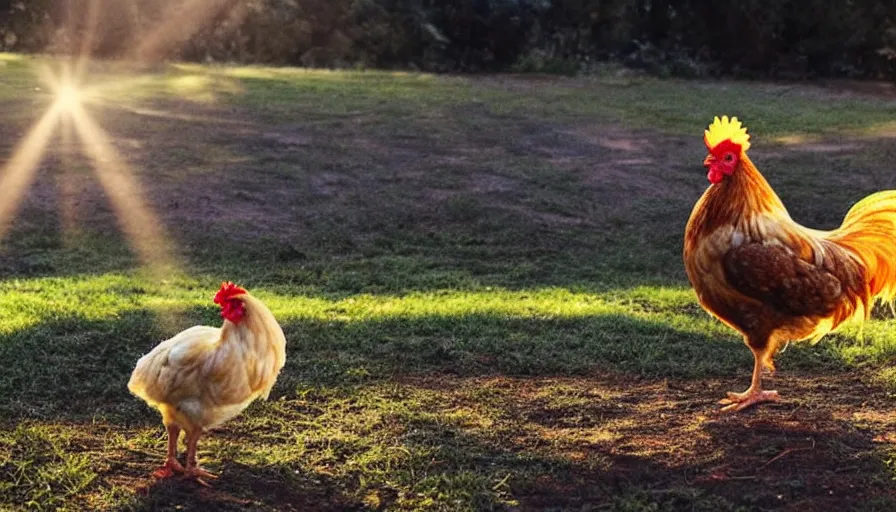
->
0, 54, 894, 511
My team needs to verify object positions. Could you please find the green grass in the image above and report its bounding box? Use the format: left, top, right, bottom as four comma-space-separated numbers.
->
0, 424, 97, 509
0, 54, 894, 511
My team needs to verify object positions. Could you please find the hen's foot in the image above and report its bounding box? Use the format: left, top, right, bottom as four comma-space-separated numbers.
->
185, 466, 218, 487
719, 389, 780, 412
152, 458, 185, 479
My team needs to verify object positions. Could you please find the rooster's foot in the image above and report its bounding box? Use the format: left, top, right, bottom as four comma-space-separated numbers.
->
719, 389, 780, 413
152, 457, 185, 479
185, 466, 218, 487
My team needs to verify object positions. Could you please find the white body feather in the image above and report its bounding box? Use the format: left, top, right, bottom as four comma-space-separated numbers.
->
128, 294, 287, 431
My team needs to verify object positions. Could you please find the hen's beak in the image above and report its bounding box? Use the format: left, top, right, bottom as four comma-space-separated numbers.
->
703, 155, 715, 167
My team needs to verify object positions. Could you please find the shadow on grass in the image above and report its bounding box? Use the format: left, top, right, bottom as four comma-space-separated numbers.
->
0, 308, 854, 424
392, 410, 893, 511
694, 414, 896, 511
0, 308, 890, 511
127, 381, 896, 511
129, 462, 362, 512
0, 308, 212, 425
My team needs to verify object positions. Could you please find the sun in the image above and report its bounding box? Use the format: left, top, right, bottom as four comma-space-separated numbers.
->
0, 61, 182, 284
56, 83, 82, 111
0, 0, 235, 284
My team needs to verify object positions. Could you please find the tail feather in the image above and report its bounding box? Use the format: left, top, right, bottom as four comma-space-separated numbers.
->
829, 190, 896, 308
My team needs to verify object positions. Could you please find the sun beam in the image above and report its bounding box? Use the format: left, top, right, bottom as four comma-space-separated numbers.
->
1, 59, 184, 330
135, 0, 236, 62
56, 87, 82, 248
0, 62, 81, 243
65, 83, 187, 330
0, 103, 62, 241
67, 99, 181, 279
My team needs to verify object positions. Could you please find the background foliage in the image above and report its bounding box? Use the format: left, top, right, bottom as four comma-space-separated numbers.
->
2, 1, 896, 78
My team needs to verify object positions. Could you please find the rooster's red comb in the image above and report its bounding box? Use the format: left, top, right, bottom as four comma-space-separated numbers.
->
213, 281, 248, 305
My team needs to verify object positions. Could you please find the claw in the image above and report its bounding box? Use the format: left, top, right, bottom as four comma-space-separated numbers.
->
719, 389, 780, 412
721, 390, 750, 402
185, 466, 218, 487
194, 477, 214, 488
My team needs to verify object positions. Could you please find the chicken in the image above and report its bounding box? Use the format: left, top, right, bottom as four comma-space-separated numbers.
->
684, 116, 896, 412
128, 282, 287, 483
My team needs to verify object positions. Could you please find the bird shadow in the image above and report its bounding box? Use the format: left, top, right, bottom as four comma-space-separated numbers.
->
127, 461, 362, 511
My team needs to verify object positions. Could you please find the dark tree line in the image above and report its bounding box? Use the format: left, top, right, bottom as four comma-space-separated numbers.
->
2, 0, 896, 79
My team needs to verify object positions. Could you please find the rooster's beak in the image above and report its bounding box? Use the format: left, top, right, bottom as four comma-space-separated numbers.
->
703, 155, 714, 167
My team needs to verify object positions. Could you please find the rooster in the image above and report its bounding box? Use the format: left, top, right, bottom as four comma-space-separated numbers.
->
128, 282, 287, 483
684, 116, 896, 412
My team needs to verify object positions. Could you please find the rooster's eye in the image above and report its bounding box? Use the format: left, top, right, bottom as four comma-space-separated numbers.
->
724, 153, 734, 162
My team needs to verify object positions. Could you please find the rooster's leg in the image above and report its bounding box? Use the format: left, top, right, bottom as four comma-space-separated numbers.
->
719, 347, 780, 412
184, 430, 218, 486
152, 424, 184, 478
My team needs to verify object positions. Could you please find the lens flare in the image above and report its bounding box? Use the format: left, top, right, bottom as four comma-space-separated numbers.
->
135, 0, 238, 61
0, 104, 63, 241
1, 61, 183, 296
68, 99, 181, 278
56, 84, 81, 111
0, 0, 232, 327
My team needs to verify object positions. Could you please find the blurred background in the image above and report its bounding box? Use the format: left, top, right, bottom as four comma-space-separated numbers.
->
2, 0, 896, 79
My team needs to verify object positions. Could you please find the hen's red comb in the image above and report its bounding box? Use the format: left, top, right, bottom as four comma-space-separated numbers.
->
213, 281, 247, 305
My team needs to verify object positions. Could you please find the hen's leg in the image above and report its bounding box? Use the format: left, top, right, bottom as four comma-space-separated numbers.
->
184, 430, 217, 486
152, 424, 184, 478
719, 345, 780, 412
